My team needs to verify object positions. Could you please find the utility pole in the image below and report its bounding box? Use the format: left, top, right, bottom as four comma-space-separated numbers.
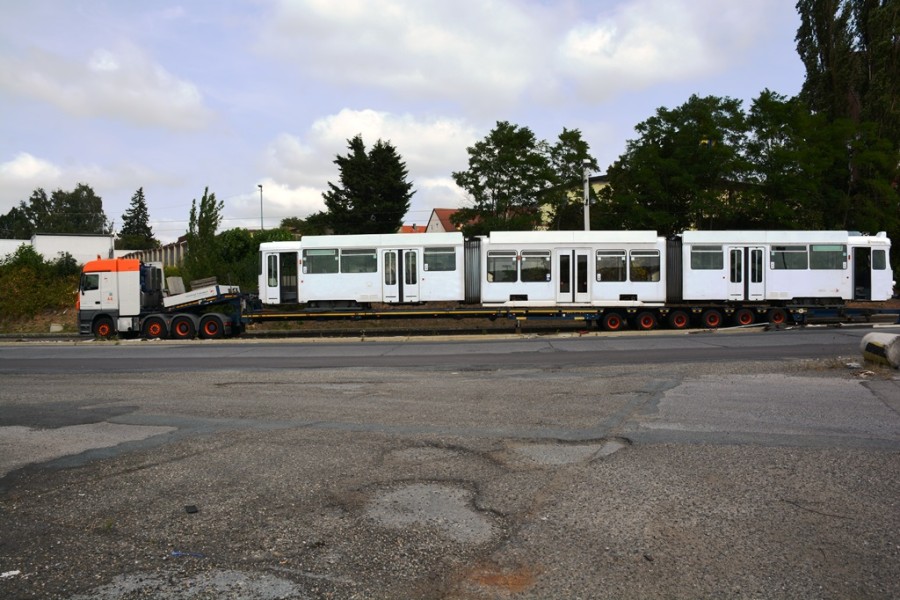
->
258, 184, 264, 231
583, 159, 591, 231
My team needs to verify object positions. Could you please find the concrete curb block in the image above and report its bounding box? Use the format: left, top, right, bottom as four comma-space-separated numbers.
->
859, 332, 900, 369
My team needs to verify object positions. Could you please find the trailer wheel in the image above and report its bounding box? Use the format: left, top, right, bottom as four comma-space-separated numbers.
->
93, 316, 115, 339
667, 310, 690, 330
733, 308, 755, 326
767, 307, 788, 325
199, 315, 224, 339
602, 312, 625, 332
142, 316, 167, 339
701, 309, 723, 329
633, 311, 657, 331
171, 315, 196, 340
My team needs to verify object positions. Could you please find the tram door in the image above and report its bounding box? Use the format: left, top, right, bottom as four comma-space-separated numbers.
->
382, 249, 420, 303
555, 248, 591, 303
727, 246, 765, 301
263, 251, 298, 304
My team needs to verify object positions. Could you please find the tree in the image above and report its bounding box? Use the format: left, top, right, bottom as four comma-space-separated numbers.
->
599, 95, 749, 235
183, 187, 224, 283
0, 205, 32, 239
796, 0, 899, 271
116, 187, 159, 250
320, 135, 414, 234
1, 184, 110, 237
452, 121, 555, 235
546, 128, 599, 230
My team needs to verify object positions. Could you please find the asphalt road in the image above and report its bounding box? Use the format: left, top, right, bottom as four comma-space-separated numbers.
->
0, 324, 887, 373
1, 326, 899, 599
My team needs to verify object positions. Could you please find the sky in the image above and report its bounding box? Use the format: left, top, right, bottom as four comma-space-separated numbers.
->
0, 0, 806, 244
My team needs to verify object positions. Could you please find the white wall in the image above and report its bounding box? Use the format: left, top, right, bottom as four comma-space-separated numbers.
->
0, 239, 29, 260
31, 234, 115, 265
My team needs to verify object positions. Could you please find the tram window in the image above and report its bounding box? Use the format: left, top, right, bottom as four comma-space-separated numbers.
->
771, 246, 808, 269
729, 249, 742, 283
809, 244, 846, 269
424, 247, 456, 272
340, 248, 377, 273
487, 251, 517, 283
521, 250, 551, 282
267, 255, 278, 287
690, 245, 723, 269
750, 249, 763, 283
873, 250, 886, 270
596, 250, 626, 282
302, 249, 339, 274
384, 252, 397, 285
630, 250, 660, 282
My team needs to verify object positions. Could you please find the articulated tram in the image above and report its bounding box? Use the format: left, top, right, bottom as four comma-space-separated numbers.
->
258, 229, 893, 328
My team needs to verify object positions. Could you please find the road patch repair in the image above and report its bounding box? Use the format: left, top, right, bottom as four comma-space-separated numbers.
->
0, 422, 175, 478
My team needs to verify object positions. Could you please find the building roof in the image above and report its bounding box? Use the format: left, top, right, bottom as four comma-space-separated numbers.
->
430, 208, 461, 231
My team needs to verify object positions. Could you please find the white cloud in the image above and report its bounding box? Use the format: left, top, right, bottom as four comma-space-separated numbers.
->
259, 0, 779, 109
256, 109, 478, 224
0, 43, 213, 130
559, 0, 775, 100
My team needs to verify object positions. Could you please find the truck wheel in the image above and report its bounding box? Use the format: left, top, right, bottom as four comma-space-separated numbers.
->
667, 310, 690, 330
142, 317, 167, 339
199, 315, 224, 339
701, 309, 723, 329
633, 311, 657, 331
602, 312, 625, 331
733, 308, 755, 326
171, 316, 196, 340
93, 317, 115, 339
767, 308, 788, 325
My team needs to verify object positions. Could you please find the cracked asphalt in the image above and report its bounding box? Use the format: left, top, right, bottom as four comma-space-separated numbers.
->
1, 343, 899, 599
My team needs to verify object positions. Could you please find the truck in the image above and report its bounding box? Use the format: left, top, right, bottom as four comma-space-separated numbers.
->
77, 258, 245, 339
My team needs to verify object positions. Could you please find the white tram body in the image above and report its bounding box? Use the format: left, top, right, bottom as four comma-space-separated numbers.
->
680, 230, 893, 303
477, 231, 666, 306
259, 232, 464, 306
258, 229, 893, 308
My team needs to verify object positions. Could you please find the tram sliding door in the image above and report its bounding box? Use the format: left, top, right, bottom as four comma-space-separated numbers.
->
382, 249, 420, 303
727, 246, 765, 301
555, 248, 590, 304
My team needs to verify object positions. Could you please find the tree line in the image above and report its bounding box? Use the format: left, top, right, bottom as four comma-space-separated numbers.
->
1, 0, 896, 290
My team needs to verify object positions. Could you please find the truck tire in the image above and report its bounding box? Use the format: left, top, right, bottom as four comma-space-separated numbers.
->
633, 311, 657, 331
701, 309, 723, 329
199, 315, 224, 339
142, 316, 167, 339
667, 310, 690, 330
93, 316, 115, 339
171, 315, 196, 340
602, 312, 625, 331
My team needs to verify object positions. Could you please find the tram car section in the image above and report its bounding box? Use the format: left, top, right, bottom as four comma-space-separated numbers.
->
259, 232, 465, 307
676, 230, 893, 305
475, 230, 666, 307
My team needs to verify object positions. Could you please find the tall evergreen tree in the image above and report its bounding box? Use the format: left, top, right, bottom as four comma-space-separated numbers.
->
183, 187, 224, 282
116, 187, 159, 250
319, 134, 414, 234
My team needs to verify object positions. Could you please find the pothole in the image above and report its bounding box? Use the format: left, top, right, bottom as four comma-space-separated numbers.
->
367, 482, 496, 545
69, 569, 304, 599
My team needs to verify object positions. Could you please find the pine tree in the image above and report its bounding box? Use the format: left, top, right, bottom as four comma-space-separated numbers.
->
320, 135, 414, 234
116, 188, 158, 250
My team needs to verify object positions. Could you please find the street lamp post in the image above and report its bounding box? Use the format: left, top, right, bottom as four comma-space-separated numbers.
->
258, 184, 264, 231
583, 159, 591, 231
